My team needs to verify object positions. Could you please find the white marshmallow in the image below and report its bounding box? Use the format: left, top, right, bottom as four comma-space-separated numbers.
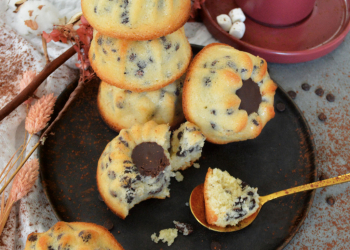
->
216, 14, 232, 32
229, 21, 246, 39
229, 8, 246, 23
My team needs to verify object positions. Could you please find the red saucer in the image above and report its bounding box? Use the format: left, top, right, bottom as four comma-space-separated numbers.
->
200, 0, 350, 63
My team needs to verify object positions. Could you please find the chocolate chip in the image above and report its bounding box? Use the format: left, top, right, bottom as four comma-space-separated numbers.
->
318, 113, 327, 121
108, 170, 116, 180
241, 68, 247, 73
119, 137, 129, 147
288, 91, 297, 99
137, 61, 146, 69
203, 77, 211, 87
211, 60, 218, 66
94, 6, 97, 13
116, 102, 124, 109
177, 131, 183, 140
326, 196, 335, 206
211, 240, 222, 250
129, 53, 136, 61
110, 190, 118, 197
252, 119, 259, 126
103, 219, 114, 231
117, 57, 121, 61
92, 53, 95, 60
124, 160, 132, 164
102, 48, 107, 55
326, 93, 335, 102
226, 108, 234, 115
78, 231, 92, 243
227, 61, 236, 69
301, 83, 310, 91
241, 182, 247, 189
149, 57, 154, 62
164, 43, 172, 50
210, 122, 216, 129
126, 193, 134, 203
173, 221, 194, 235
97, 37, 103, 46
135, 69, 144, 77
248, 191, 254, 196
48, 246, 54, 250
124, 90, 132, 94
210, 110, 216, 115
249, 199, 256, 210
148, 185, 164, 195
176, 146, 187, 157
98, 194, 104, 201
276, 102, 285, 112
315, 87, 324, 97
175, 43, 180, 51
57, 234, 64, 240
28, 235, 37, 242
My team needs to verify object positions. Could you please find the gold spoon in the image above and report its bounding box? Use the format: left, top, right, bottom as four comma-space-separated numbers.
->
190, 173, 350, 232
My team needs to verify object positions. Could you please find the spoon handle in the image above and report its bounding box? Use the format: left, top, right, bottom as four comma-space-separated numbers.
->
261, 173, 350, 204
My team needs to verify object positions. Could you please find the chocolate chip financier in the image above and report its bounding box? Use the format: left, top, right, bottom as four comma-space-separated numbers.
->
89, 27, 191, 92
97, 121, 175, 219
183, 43, 277, 144
24, 221, 124, 250
97, 75, 185, 132
82, 0, 190, 40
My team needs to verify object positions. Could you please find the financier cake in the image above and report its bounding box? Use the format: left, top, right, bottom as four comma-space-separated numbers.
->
204, 168, 260, 227
24, 221, 124, 250
89, 27, 191, 92
97, 76, 185, 132
183, 43, 277, 144
97, 121, 175, 219
81, 0, 191, 40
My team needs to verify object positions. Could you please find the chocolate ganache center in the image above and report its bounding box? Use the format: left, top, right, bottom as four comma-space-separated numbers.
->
131, 142, 169, 178
236, 78, 262, 115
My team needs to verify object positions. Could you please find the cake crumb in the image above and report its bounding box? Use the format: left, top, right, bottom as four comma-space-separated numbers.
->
151, 228, 178, 246
175, 171, 184, 182
193, 163, 200, 168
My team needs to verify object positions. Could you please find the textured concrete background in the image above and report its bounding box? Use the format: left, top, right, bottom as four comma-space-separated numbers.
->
269, 33, 350, 249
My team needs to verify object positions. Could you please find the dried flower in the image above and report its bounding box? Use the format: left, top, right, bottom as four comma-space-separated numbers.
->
25, 93, 56, 134
20, 71, 37, 104
9, 158, 39, 202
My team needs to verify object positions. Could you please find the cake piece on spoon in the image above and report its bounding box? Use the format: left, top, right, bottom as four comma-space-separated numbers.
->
204, 168, 259, 227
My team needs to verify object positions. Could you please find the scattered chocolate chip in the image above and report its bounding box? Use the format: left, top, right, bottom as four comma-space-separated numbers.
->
252, 119, 259, 126
226, 108, 234, 115
98, 194, 104, 201
241, 68, 247, 73
177, 131, 183, 140
108, 170, 116, 180
129, 53, 136, 61
315, 87, 324, 97
210, 122, 216, 129
287, 91, 297, 99
211, 240, 222, 250
276, 102, 285, 112
210, 110, 216, 115
136, 69, 145, 77
318, 113, 327, 121
326, 93, 335, 102
173, 221, 194, 235
103, 219, 114, 230
175, 43, 180, 51
326, 196, 335, 206
301, 83, 310, 91
94, 6, 97, 13
211, 60, 218, 66
248, 191, 254, 196
28, 235, 37, 242
110, 190, 118, 198
203, 77, 211, 87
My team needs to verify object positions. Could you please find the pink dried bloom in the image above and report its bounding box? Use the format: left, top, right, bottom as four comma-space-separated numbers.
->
25, 93, 57, 134
9, 158, 39, 202
19, 71, 37, 105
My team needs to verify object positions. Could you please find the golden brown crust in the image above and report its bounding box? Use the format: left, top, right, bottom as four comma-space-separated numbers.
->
203, 168, 218, 225
97, 80, 185, 132
25, 221, 124, 250
89, 29, 192, 92
82, 0, 190, 41
183, 43, 277, 144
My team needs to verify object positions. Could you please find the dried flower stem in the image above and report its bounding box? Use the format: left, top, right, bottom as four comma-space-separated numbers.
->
0, 134, 33, 185
42, 35, 50, 64
0, 141, 39, 196
0, 200, 14, 235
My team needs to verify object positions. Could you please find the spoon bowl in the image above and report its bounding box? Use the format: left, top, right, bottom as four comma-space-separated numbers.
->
190, 173, 350, 232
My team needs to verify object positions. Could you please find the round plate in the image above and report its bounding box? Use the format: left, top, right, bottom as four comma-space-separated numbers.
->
39, 45, 317, 250
201, 0, 350, 63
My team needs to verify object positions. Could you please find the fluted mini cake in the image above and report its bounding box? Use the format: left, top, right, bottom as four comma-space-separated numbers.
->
97, 75, 185, 132
183, 43, 277, 144
204, 168, 259, 227
97, 121, 174, 219
24, 221, 124, 250
82, 0, 191, 40
89, 27, 191, 92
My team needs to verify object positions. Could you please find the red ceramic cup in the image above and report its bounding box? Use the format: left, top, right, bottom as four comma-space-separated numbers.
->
235, 0, 317, 26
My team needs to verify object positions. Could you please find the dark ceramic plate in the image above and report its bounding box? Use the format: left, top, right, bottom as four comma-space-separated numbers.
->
39, 45, 317, 250
201, 0, 350, 63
